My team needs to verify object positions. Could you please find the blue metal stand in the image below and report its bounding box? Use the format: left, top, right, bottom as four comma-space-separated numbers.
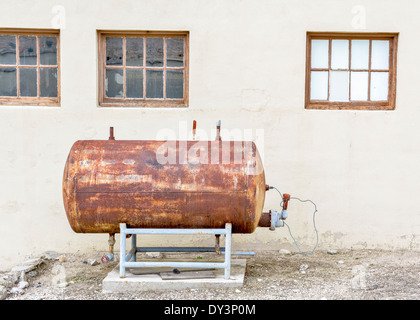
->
119, 223, 246, 280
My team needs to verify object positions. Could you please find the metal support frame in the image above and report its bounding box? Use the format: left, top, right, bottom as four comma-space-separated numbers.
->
119, 223, 243, 280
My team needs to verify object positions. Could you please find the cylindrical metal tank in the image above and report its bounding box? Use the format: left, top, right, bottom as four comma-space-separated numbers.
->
63, 138, 266, 234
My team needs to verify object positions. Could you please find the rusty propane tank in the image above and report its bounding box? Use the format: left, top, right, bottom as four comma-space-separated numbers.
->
62, 127, 267, 234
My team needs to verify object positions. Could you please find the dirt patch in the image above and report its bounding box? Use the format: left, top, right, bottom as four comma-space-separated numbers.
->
3, 249, 420, 300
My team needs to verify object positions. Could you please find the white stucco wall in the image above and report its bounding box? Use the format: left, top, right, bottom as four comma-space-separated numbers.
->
1, 0, 420, 271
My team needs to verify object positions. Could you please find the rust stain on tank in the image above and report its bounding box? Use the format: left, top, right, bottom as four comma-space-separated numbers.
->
63, 140, 266, 234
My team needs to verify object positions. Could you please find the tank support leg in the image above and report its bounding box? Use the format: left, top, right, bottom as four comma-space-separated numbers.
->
131, 233, 137, 262
109, 233, 115, 254
101, 233, 115, 264
215, 235, 221, 254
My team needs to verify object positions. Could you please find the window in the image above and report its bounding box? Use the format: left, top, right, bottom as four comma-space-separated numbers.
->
98, 31, 189, 107
305, 33, 398, 110
0, 29, 60, 106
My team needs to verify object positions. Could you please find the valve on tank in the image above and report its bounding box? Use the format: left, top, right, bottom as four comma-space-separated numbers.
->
269, 193, 290, 230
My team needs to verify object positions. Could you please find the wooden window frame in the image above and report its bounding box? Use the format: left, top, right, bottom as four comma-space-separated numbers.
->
98, 30, 189, 108
305, 32, 398, 110
0, 28, 60, 106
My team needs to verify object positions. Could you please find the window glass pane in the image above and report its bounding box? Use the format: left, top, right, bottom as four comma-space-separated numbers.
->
0, 35, 16, 65
330, 71, 349, 102
370, 72, 389, 101
106, 37, 123, 66
311, 40, 329, 69
105, 69, 123, 98
126, 37, 143, 67
310, 71, 328, 100
146, 70, 163, 98
20, 68, 37, 97
40, 68, 58, 97
371, 40, 389, 70
39, 36, 57, 65
19, 36, 37, 65
0, 68, 17, 96
166, 70, 183, 99
350, 72, 368, 101
126, 69, 143, 98
167, 38, 184, 67
351, 40, 369, 69
146, 38, 163, 67
331, 40, 349, 69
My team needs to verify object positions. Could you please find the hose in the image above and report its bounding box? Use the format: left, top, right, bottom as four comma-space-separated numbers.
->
270, 186, 319, 256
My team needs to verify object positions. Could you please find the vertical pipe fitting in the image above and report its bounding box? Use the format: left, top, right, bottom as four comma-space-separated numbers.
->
215, 120, 222, 141
192, 120, 197, 141
109, 127, 115, 140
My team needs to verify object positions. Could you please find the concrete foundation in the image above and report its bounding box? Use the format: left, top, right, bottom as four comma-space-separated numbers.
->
102, 259, 247, 293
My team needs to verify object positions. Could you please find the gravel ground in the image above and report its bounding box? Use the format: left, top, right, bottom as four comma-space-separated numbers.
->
3, 248, 420, 300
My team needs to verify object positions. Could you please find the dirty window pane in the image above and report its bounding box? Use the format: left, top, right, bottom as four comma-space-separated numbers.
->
166, 38, 184, 67
126, 69, 143, 98
146, 70, 163, 98
106, 69, 123, 98
39, 36, 57, 65
20, 68, 37, 97
106, 37, 123, 66
126, 37, 143, 67
0, 35, 16, 65
331, 40, 349, 69
351, 40, 369, 70
166, 70, 183, 99
370, 72, 389, 101
311, 40, 329, 69
350, 71, 368, 101
310, 71, 328, 100
0, 68, 17, 96
19, 36, 37, 65
371, 40, 389, 70
330, 71, 349, 102
40, 68, 58, 97
146, 38, 163, 67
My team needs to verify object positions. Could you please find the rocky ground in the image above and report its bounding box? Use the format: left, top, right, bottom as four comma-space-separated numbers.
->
2, 248, 420, 300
